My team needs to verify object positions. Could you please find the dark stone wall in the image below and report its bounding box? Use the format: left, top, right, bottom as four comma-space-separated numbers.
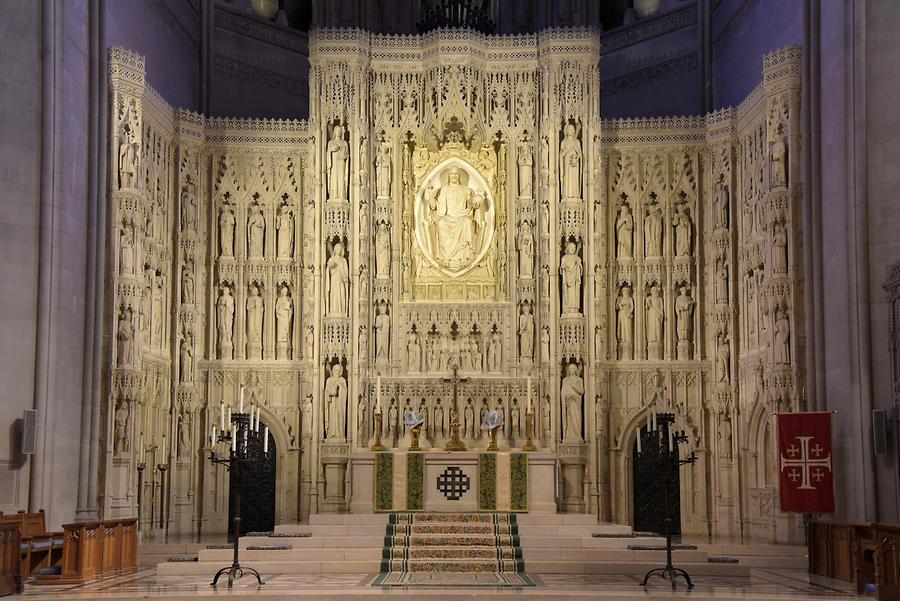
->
712, 0, 802, 109
105, 0, 200, 111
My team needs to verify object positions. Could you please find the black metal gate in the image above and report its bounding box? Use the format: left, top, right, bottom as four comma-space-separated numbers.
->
632, 426, 681, 535
228, 425, 276, 537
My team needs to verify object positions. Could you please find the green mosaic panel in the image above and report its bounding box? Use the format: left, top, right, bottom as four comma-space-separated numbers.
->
478, 453, 497, 511
375, 452, 394, 512
510, 453, 528, 512
406, 452, 424, 511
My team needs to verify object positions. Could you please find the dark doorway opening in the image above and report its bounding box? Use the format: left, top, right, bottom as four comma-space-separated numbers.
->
632, 425, 681, 535
228, 424, 276, 538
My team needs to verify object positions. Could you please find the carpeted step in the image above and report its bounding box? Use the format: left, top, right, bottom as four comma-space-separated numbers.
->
387, 534, 520, 547
628, 543, 698, 551
382, 558, 525, 573
384, 545, 522, 560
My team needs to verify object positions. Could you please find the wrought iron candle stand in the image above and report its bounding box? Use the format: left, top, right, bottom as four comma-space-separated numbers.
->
638, 411, 697, 591
208, 410, 269, 588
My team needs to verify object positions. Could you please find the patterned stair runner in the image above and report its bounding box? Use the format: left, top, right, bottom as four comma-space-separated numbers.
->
376, 513, 528, 579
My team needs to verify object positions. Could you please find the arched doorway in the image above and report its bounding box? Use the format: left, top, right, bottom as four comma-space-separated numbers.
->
632, 425, 681, 535
229, 424, 276, 537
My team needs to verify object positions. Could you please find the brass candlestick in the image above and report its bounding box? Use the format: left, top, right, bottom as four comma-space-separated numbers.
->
486, 425, 501, 452
408, 424, 423, 452
370, 408, 386, 451
522, 411, 537, 452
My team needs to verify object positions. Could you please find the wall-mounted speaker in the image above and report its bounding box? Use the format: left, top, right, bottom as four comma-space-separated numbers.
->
872, 409, 888, 455
22, 410, 37, 455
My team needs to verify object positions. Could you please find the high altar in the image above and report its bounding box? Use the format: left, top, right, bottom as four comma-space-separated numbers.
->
103, 26, 805, 540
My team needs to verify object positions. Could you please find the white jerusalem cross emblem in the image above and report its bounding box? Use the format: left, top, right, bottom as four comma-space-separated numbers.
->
780, 436, 832, 490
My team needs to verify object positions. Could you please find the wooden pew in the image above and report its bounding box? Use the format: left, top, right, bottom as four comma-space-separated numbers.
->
809, 520, 900, 601
35, 517, 137, 585
0, 523, 21, 596
0, 510, 63, 579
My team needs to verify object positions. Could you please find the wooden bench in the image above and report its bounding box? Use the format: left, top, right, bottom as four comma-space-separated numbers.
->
809, 520, 900, 601
35, 517, 137, 585
0, 510, 63, 579
0, 523, 21, 596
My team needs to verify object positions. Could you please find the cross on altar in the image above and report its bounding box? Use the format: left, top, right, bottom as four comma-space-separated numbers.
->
442, 366, 470, 451
780, 436, 831, 490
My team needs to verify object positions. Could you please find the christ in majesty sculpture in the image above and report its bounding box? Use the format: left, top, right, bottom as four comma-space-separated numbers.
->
424, 166, 484, 268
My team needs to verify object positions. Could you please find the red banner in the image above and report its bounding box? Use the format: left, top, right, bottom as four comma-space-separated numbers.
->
777, 412, 835, 513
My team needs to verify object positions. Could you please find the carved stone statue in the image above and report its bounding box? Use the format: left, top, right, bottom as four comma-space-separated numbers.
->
276, 207, 294, 259
518, 303, 534, 361
517, 141, 533, 198
248, 209, 265, 258
561, 363, 584, 441
540, 134, 550, 187
246, 284, 263, 359
770, 128, 786, 188
219, 209, 235, 258
715, 259, 728, 304
407, 332, 422, 372
616, 287, 634, 359
645, 285, 664, 359
774, 308, 790, 364
325, 363, 347, 440
616, 204, 634, 258
674, 206, 692, 257
217, 286, 235, 358
560, 241, 583, 315
675, 287, 694, 357
488, 330, 502, 372
716, 333, 730, 382
374, 303, 391, 362
181, 183, 196, 231
305, 325, 315, 360
541, 326, 550, 363
375, 222, 391, 278
422, 166, 485, 268
358, 326, 368, 360
180, 336, 193, 382
151, 273, 165, 345
120, 224, 134, 275
375, 133, 392, 199
644, 204, 662, 257
117, 307, 134, 366
114, 399, 129, 454
118, 126, 138, 190
357, 396, 369, 441
559, 123, 582, 199
325, 242, 349, 316
178, 415, 190, 459
714, 180, 729, 229
772, 221, 788, 273
182, 265, 194, 304
517, 221, 535, 277
326, 124, 349, 201
275, 285, 293, 356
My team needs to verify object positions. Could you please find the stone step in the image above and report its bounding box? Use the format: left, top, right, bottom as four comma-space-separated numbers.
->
157, 559, 377, 576
308, 513, 390, 526
238, 535, 384, 548
197, 547, 383, 562
274, 524, 387, 537
522, 548, 710, 563
523, 560, 750, 577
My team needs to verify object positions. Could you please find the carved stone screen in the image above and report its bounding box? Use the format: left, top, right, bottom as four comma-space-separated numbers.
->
102, 34, 805, 542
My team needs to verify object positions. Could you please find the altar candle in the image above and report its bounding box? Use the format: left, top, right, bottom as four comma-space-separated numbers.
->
231, 426, 237, 452
162, 436, 167, 462
263, 427, 269, 453
227, 406, 231, 424
240, 386, 244, 414
220, 401, 225, 430
256, 407, 261, 431
211, 426, 217, 447
668, 426, 673, 452
646, 410, 651, 431
636, 431, 642, 454
249, 405, 254, 429
527, 376, 533, 413
376, 376, 382, 412
652, 410, 657, 432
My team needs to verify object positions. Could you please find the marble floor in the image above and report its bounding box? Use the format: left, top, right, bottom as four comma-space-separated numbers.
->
19, 568, 866, 600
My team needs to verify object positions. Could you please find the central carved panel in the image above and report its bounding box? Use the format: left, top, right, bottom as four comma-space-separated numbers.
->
414, 157, 495, 278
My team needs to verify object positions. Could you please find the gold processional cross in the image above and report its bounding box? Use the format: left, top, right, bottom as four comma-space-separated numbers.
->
442, 365, 469, 451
